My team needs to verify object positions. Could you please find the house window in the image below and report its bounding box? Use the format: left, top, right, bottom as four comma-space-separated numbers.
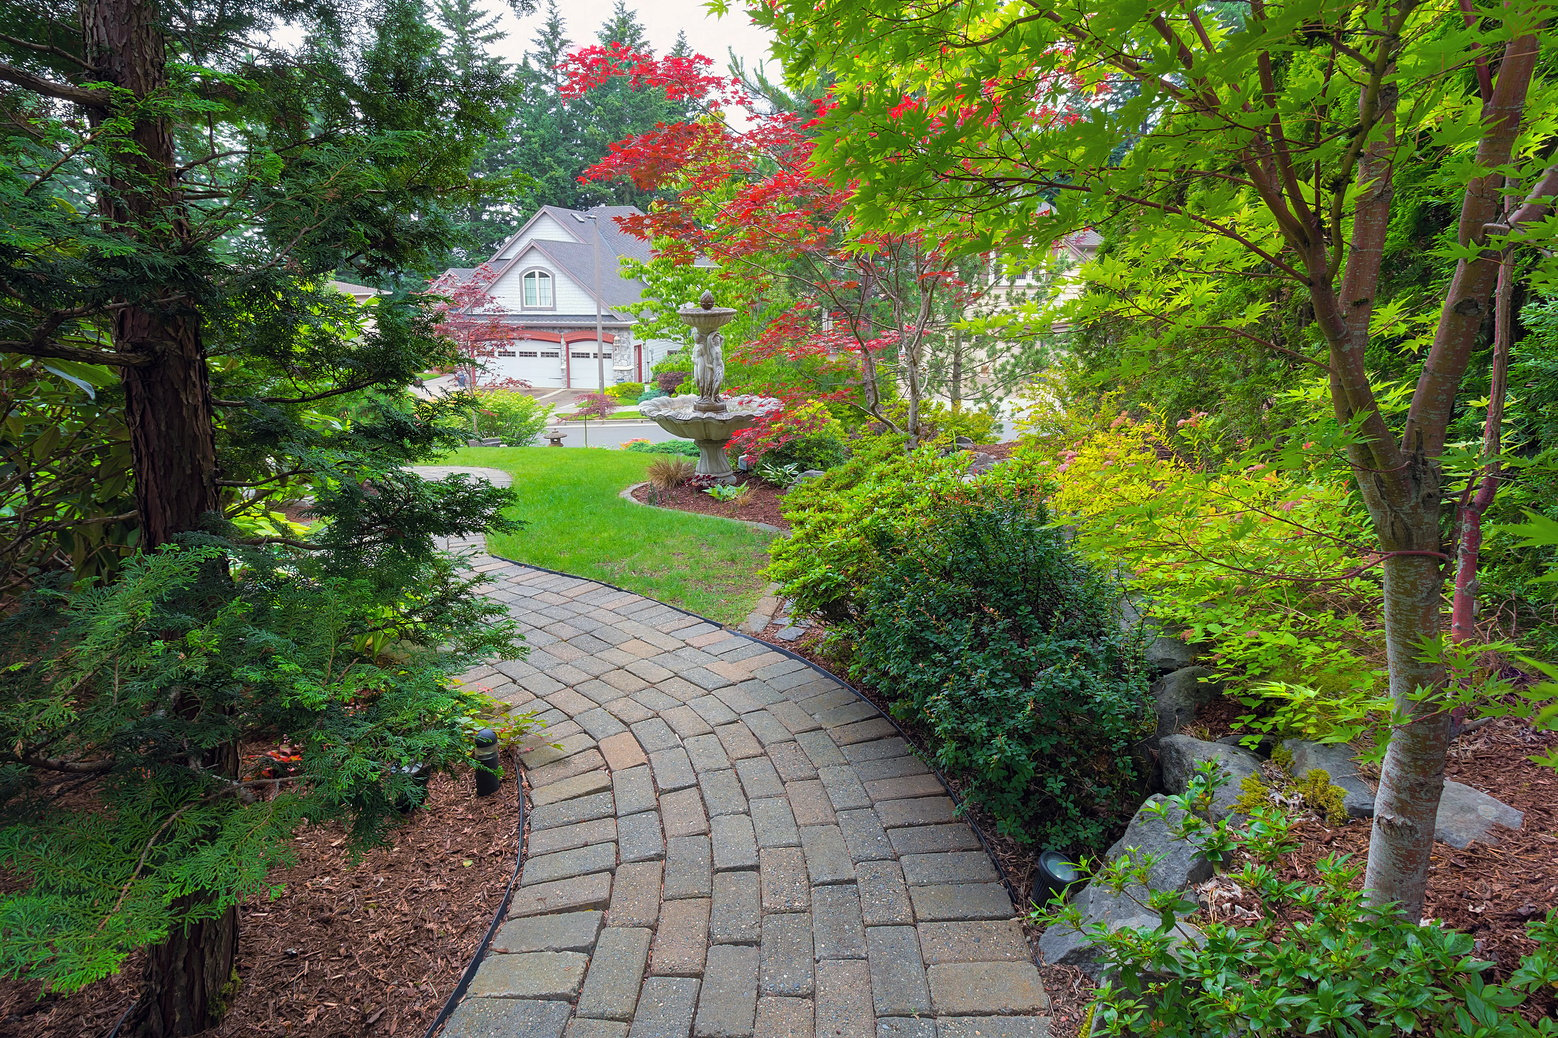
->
571, 351, 595, 359
522, 269, 554, 308
496, 349, 515, 357
518, 350, 538, 358
540, 351, 559, 358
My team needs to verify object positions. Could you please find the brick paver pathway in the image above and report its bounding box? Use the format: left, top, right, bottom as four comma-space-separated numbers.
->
421, 467, 1049, 1038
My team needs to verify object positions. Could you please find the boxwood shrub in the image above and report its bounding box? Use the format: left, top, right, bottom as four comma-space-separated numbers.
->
850, 501, 1151, 851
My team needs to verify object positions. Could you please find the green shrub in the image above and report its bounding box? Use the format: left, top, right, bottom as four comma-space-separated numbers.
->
1039, 772, 1558, 1037
637, 387, 669, 405
474, 389, 554, 446
765, 401, 851, 471
622, 439, 699, 456
767, 434, 970, 622
606, 381, 644, 401
850, 502, 1151, 849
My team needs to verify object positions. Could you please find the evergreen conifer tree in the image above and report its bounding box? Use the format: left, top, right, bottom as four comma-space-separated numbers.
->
0, 1, 535, 1032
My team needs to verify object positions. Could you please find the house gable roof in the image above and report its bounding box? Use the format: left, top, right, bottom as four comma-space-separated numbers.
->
475, 205, 653, 320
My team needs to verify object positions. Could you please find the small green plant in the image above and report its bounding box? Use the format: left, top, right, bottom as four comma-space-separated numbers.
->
646, 457, 695, 491
605, 381, 645, 401
1035, 770, 1558, 1037
704, 482, 750, 503
756, 460, 804, 488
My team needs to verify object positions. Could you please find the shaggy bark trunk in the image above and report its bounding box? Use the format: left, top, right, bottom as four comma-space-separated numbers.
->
86, 0, 220, 546
85, 1, 232, 1032
127, 900, 240, 1038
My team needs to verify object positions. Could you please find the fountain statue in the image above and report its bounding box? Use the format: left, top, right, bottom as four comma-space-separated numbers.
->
640, 291, 782, 483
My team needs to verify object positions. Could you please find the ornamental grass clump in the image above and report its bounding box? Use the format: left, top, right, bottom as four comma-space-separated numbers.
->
849, 501, 1152, 851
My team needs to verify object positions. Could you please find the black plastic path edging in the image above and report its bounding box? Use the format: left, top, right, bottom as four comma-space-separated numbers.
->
487, 553, 1035, 921
422, 763, 527, 1038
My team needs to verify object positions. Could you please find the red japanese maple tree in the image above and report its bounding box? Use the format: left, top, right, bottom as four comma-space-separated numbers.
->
427, 262, 534, 392
559, 44, 986, 442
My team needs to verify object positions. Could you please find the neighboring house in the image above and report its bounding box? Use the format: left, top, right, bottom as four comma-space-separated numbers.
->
438, 205, 687, 390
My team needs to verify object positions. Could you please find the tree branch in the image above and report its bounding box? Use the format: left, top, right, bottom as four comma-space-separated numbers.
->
0, 60, 110, 107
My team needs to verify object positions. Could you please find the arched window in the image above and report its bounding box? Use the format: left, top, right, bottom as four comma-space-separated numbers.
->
522, 269, 553, 309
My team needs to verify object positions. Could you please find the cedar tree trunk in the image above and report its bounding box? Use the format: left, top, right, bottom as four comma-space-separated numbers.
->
84, 1, 233, 1032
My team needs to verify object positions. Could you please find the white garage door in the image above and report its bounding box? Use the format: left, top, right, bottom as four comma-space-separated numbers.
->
487, 342, 565, 387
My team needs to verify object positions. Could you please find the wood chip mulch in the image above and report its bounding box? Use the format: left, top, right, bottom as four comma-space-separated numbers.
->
1, 766, 519, 1038
631, 477, 790, 530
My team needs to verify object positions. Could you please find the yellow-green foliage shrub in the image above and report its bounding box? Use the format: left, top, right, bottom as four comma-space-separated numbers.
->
1015, 402, 1388, 739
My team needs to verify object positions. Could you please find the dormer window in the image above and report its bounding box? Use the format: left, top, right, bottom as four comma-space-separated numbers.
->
522, 269, 554, 309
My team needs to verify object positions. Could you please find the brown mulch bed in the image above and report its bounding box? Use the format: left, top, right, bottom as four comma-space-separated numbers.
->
631, 476, 790, 530
1, 766, 519, 1038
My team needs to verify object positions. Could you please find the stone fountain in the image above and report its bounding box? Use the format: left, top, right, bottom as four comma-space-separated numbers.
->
640, 291, 781, 483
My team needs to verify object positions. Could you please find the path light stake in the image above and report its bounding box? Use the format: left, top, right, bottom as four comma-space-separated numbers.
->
474, 727, 502, 797
1035, 850, 1082, 902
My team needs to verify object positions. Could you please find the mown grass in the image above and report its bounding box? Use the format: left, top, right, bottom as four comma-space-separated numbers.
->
443, 445, 774, 625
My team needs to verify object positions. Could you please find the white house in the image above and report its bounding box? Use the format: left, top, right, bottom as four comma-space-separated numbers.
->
439, 205, 687, 390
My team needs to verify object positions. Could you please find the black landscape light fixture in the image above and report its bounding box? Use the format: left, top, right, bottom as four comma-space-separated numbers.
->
1036, 850, 1082, 901
474, 727, 502, 797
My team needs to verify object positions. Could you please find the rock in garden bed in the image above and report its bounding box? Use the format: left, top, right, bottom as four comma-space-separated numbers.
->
0, 770, 518, 1038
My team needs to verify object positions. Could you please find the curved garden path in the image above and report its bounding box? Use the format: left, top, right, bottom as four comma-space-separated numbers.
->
420, 467, 1049, 1038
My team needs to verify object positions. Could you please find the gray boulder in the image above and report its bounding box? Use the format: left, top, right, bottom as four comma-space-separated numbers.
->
1434, 780, 1524, 849
965, 450, 1000, 473
1105, 794, 1214, 892
1151, 667, 1223, 740
1146, 635, 1197, 674
1037, 881, 1202, 980
1280, 739, 1376, 819
797, 469, 826, 481
1159, 735, 1262, 821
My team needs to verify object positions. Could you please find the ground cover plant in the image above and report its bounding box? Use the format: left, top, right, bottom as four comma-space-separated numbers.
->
444, 446, 773, 624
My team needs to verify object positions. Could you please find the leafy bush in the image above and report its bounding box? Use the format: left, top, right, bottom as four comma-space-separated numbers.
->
767, 433, 977, 622
1039, 772, 1558, 1037
606, 381, 645, 401
622, 439, 699, 457
637, 387, 670, 405
851, 502, 1150, 849
1015, 402, 1388, 735
734, 399, 851, 471
646, 457, 695, 490
886, 399, 1000, 446
652, 352, 692, 396
474, 389, 554, 446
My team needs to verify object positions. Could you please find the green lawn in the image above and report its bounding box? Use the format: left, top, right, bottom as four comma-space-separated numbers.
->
443, 446, 774, 625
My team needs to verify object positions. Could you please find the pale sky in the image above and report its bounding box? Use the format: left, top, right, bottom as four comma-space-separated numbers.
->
494, 0, 778, 78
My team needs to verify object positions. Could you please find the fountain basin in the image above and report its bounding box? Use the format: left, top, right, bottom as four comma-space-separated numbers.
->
641, 394, 782, 482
